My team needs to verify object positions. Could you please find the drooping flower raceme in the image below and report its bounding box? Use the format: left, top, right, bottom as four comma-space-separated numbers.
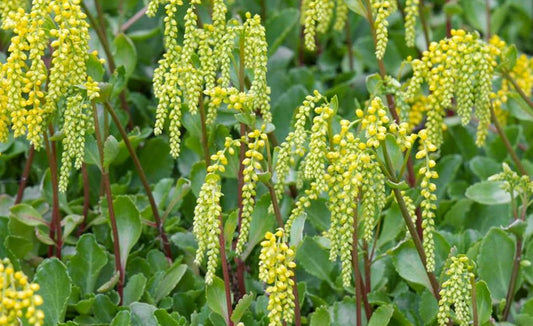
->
404, 0, 419, 47
149, 0, 272, 158
416, 129, 439, 272
301, 0, 349, 51
0, 258, 45, 326
1, 0, 99, 191
438, 254, 475, 326
404, 29, 501, 147
259, 229, 296, 326
372, 0, 397, 59
193, 137, 240, 284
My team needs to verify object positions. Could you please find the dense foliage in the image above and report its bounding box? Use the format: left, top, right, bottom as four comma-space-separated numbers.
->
1, 0, 533, 325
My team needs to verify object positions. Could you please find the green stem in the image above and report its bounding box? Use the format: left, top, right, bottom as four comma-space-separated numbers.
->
471, 276, 479, 326
81, 2, 133, 127
103, 102, 173, 260
92, 102, 124, 304
199, 97, 211, 166
490, 103, 528, 176
419, 0, 431, 48
502, 72, 533, 119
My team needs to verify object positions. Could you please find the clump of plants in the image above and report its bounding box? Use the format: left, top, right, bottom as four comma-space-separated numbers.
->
1, 0, 533, 325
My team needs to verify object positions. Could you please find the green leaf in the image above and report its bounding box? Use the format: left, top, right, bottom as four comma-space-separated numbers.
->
231, 293, 255, 323
310, 306, 331, 326
501, 44, 518, 71
138, 138, 174, 183
113, 34, 137, 77
84, 136, 101, 170
110, 310, 132, 326
443, 2, 463, 15
87, 52, 105, 81
368, 304, 394, 326
97, 271, 120, 293
469, 156, 501, 180
154, 309, 186, 326
10, 203, 47, 226
206, 276, 229, 323
35, 258, 72, 326
103, 135, 119, 168
68, 234, 108, 295
123, 274, 147, 306
153, 263, 187, 303
130, 302, 158, 326
241, 194, 276, 260
289, 214, 306, 247
265, 8, 299, 55
113, 196, 142, 269
296, 237, 335, 286
61, 214, 83, 240
345, 0, 368, 18
477, 228, 515, 301
476, 280, 493, 324
465, 180, 512, 205
391, 241, 432, 291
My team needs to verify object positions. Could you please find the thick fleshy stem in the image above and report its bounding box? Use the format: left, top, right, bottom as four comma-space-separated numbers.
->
418, 0, 430, 48
15, 145, 35, 204
92, 103, 124, 303
43, 131, 62, 259
471, 275, 479, 326
218, 214, 234, 326
77, 163, 91, 236
502, 188, 529, 320
351, 204, 364, 325
103, 102, 173, 260
232, 36, 249, 300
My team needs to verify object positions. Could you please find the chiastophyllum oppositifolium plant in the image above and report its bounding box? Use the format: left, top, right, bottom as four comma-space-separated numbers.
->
1, 0, 533, 325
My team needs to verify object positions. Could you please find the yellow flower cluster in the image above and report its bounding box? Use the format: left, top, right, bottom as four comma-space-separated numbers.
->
404, 0, 419, 47
259, 230, 296, 326
59, 94, 92, 192
372, 0, 396, 59
236, 129, 268, 255
404, 29, 500, 147
303, 102, 333, 188
356, 97, 390, 148
438, 254, 475, 326
416, 129, 438, 272
244, 13, 272, 123
194, 137, 241, 284
489, 163, 533, 195
0, 258, 44, 326
490, 36, 533, 125
0, 0, 28, 29
204, 87, 249, 113
324, 121, 361, 286
301, 0, 349, 51
149, 0, 272, 158
274, 91, 323, 200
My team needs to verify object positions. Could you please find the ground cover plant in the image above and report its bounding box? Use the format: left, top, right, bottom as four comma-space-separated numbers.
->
1, 0, 533, 325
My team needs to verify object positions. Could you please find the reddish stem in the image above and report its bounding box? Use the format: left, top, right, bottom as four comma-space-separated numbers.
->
15, 145, 35, 204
